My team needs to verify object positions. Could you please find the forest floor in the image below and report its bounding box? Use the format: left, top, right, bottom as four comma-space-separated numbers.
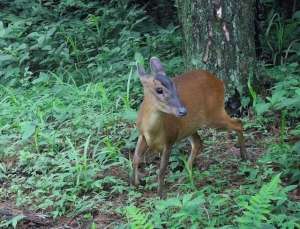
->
1, 123, 290, 228
1, 82, 299, 228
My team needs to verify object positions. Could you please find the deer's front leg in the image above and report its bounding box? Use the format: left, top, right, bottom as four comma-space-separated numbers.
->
131, 135, 147, 186
158, 146, 171, 198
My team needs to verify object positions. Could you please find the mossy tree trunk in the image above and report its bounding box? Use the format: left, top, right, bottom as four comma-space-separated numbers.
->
177, 0, 256, 97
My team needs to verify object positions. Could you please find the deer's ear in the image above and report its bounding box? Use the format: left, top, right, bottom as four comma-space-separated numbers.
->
150, 57, 165, 75
136, 63, 147, 78
136, 63, 151, 85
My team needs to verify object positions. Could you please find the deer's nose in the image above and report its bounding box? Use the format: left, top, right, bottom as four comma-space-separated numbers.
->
176, 107, 187, 117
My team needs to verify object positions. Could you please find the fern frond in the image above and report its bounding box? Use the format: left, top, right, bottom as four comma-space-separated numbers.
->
236, 174, 282, 229
125, 205, 153, 229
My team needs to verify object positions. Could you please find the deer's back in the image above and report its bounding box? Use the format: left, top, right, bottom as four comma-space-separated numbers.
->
172, 70, 226, 139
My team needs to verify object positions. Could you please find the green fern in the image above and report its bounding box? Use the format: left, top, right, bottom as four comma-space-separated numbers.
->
125, 205, 153, 229
236, 174, 282, 228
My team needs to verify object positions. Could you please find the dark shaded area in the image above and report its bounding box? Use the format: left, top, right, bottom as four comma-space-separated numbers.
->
132, 0, 178, 27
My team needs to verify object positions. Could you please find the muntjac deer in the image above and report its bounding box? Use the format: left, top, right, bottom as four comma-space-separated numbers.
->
132, 57, 247, 198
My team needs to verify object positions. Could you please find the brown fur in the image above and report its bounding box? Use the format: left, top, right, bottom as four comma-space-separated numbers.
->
132, 70, 247, 198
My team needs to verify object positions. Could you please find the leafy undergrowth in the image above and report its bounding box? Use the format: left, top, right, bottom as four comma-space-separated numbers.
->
1, 79, 299, 228
0, 0, 300, 228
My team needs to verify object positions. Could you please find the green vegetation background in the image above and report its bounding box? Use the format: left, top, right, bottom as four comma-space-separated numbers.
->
0, 0, 299, 228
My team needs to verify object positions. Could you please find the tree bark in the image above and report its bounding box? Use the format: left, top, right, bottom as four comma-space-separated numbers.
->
177, 0, 256, 97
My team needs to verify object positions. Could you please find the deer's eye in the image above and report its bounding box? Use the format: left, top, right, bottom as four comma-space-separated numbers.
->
155, 87, 163, 94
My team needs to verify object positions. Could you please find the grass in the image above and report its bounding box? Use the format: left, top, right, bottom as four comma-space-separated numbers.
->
0, 79, 133, 223
1, 75, 299, 228
0, 1, 299, 227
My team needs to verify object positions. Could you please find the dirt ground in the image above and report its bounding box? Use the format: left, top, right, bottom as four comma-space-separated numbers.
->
2, 127, 298, 228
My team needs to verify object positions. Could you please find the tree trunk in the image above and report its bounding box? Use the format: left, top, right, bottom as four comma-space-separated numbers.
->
177, 0, 256, 98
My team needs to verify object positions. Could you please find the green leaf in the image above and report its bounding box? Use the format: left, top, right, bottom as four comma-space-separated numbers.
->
134, 52, 144, 66
293, 141, 300, 153
0, 21, 5, 37
122, 109, 137, 122
254, 101, 270, 115
32, 72, 49, 84
20, 121, 36, 141
282, 185, 297, 193
0, 54, 14, 64
0, 214, 25, 229
292, 10, 300, 19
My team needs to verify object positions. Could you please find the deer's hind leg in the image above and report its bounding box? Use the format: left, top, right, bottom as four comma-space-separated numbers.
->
188, 133, 203, 169
227, 118, 247, 160
214, 113, 247, 160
